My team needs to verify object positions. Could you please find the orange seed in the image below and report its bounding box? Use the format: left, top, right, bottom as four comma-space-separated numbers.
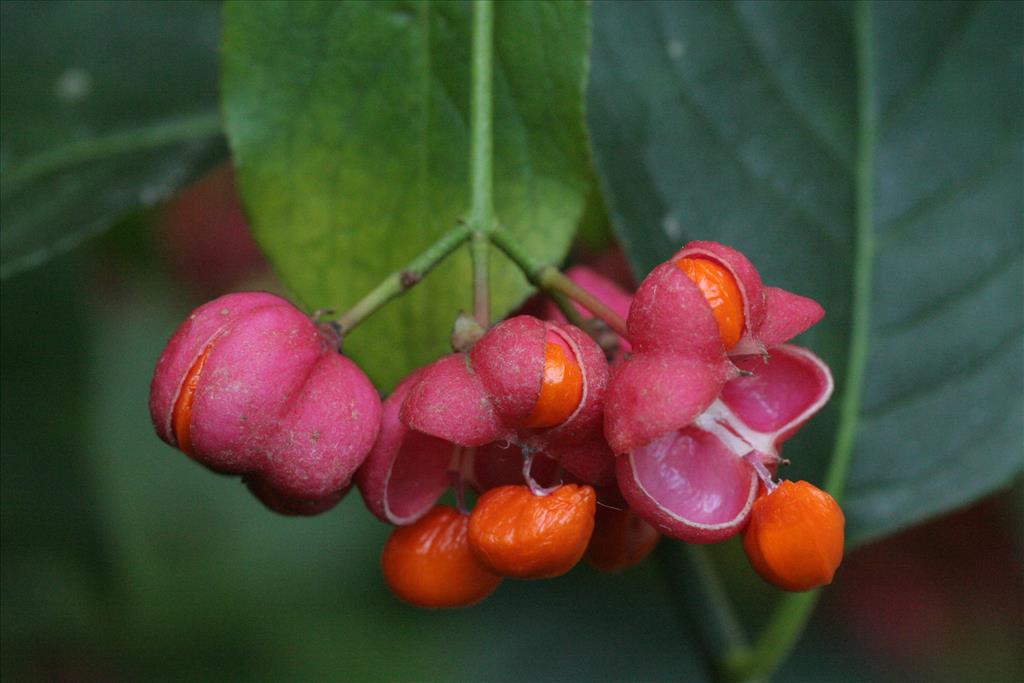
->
523, 338, 584, 429
676, 257, 745, 349
742, 480, 845, 592
468, 484, 596, 579
172, 344, 213, 455
381, 505, 502, 608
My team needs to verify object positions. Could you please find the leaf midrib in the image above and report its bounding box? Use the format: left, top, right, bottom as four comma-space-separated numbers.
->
0, 112, 221, 196
825, 1, 876, 499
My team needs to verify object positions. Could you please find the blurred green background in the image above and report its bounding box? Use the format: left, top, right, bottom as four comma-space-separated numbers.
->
2, 1, 1022, 681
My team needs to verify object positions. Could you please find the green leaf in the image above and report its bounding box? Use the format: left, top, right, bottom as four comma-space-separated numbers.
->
0, 0, 225, 279
588, 1, 1023, 545
222, 0, 592, 390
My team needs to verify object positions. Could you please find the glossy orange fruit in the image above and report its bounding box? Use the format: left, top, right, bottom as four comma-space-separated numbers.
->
585, 506, 661, 572
172, 344, 213, 455
523, 339, 584, 429
676, 257, 745, 349
468, 484, 596, 579
742, 480, 845, 592
381, 505, 502, 608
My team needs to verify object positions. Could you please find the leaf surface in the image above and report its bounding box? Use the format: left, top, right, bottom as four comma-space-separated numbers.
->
0, 0, 224, 278
222, 1, 593, 390
588, 0, 1023, 545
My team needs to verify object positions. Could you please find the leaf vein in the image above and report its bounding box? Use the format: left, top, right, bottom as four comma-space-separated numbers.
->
862, 327, 1024, 419
879, 252, 1022, 336
726, 1, 852, 171
650, 5, 845, 248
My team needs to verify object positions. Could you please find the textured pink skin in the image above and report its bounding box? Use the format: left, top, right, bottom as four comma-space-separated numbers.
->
673, 241, 767, 346
185, 305, 325, 472
150, 291, 285, 443
616, 344, 833, 543
552, 435, 616, 486
604, 352, 736, 455
149, 292, 382, 515
356, 369, 454, 525
628, 261, 728, 363
672, 241, 824, 355
400, 353, 509, 447
246, 477, 348, 516
401, 316, 611, 484
757, 287, 825, 349
605, 240, 825, 456
470, 315, 548, 426
542, 266, 634, 358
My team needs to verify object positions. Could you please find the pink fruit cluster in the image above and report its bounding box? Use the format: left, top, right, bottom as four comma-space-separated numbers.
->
149, 239, 833, 573
604, 241, 832, 542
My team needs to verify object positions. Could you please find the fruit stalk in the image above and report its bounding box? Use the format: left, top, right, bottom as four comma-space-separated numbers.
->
656, 542, 753, 682
488, 227, 629, 338
334, 222, 472, 338
467, 0, 495, 328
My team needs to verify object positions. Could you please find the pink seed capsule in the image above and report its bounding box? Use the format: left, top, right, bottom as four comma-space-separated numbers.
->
149, 291, 382, 515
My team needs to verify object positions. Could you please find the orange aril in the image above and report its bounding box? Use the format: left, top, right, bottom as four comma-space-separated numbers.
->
523, 336, 584, 429
468, 484, 596, 579
172, 344, 214, 455
381, 505, 502, 608
742, 480, 845, 592
676, 257, 745, 349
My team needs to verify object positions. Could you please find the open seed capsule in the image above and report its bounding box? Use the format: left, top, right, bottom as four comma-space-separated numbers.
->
400, 315, 612, 486
676, 257, 745, 350
615, 345, 833, 543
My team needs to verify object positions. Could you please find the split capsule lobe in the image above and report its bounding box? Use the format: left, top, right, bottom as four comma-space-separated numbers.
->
523, 331, 583, 429
676, 257, 745, 350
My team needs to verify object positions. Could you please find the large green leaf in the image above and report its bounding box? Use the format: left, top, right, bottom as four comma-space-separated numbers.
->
588, 1, 1023, 545
0, 0, 224, 279
222, 0, 592, 390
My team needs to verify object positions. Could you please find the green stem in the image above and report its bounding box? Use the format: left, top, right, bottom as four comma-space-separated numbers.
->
548, 290, 587, 329
489, 227, 629, 337
468, 0, 495, 229
724, 592, 818, 682
656, 542, 752, 682
727, 4, 877, 681
471, 231, 490, 326
467, 0, 495, 327
0, 112, 221, 195
335, 1, 497, 341
826, 0, 876, 502
334, 222, 472, 337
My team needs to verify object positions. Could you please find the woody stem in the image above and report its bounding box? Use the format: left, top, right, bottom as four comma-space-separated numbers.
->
334, 222, 473, 338
489, 227, 629, 338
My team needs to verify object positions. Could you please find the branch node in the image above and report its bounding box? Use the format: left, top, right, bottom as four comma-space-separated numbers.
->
400, 270, 422, 289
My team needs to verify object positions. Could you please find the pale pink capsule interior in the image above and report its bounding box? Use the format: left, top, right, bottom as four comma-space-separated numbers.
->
627, 428, 755, 526
385, 430, 452, 521
619, 345, 833, 542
